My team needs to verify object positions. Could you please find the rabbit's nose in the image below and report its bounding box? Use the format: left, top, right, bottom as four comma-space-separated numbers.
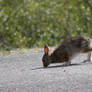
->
43, 63, 48, 68
43, 62, 48, 68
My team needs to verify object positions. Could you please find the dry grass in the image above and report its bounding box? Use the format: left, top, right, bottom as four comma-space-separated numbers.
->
0, 47, 56, 56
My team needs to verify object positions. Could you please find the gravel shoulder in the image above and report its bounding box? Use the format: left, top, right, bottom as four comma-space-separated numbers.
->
0, 49, 92, 92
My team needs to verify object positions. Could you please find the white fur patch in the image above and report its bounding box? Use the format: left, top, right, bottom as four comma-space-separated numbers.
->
89, 40, 92, 48
90, 52, 92, 61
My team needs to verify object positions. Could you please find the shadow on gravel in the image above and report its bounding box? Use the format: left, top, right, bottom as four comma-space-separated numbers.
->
31, 67, 44, 70
31, 62, 92, 70
31, 63, 83, 70
47, 63, 81, 68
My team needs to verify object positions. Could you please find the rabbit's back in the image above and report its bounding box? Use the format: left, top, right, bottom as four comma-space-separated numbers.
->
70, 36, 92, 52
51, 36, 92, 63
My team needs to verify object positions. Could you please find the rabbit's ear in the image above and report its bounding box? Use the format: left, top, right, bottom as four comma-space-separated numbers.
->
44, 45, 49, 54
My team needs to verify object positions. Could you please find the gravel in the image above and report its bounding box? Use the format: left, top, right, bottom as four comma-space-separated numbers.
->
0, 51, 92, 92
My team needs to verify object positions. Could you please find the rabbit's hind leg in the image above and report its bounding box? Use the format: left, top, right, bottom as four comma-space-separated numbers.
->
83, 52, 92, 63
63, 59, 71, 66
87, 52, 92, 62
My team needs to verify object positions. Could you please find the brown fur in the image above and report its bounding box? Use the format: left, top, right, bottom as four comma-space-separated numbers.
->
42, 35, 92, 67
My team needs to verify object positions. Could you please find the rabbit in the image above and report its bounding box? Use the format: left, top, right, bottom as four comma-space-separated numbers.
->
42, 35, 92, 67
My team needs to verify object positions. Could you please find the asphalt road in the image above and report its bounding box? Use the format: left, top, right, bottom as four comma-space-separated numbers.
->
0, 51, 92, 92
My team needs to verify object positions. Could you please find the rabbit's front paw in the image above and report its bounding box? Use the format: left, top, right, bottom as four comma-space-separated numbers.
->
63, 61, 71, 66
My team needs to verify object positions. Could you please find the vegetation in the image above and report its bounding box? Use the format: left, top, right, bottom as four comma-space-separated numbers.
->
0, 0, 92, 50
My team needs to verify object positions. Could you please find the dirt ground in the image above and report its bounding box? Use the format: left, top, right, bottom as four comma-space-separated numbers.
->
0, 50, 92, 92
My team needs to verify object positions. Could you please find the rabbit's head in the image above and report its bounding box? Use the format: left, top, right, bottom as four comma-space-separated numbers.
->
42, 45, 50, 67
